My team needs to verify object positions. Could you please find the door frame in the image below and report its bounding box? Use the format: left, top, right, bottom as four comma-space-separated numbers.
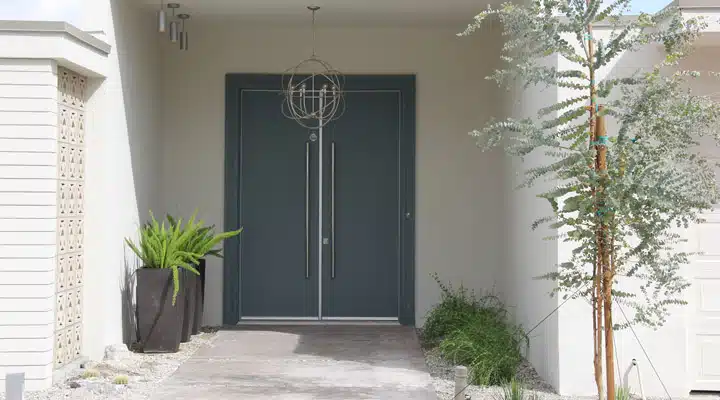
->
223, 73, 416, 326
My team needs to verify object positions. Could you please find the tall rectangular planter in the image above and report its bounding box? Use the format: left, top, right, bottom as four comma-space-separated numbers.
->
181, 269, 197, 343
136, 268, 185, 353
192, 259, 206, 335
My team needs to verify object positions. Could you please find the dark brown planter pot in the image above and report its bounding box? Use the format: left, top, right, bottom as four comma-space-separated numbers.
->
192, 259, 206, 335
136, 268, 185, 353
181, 269, 197, 342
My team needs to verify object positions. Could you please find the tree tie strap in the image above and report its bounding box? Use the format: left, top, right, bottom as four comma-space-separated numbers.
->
592, 135, 609, 146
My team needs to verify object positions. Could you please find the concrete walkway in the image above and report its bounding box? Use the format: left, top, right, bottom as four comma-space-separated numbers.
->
152, 325, 438, 400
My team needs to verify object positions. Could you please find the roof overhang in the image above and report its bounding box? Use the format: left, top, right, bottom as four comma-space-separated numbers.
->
0, 20, 111, 77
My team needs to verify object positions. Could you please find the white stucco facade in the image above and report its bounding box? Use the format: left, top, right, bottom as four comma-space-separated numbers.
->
0, 0, 719, 396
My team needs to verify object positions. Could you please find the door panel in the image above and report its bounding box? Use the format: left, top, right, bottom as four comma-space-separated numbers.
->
239, 90, 318, 318
322, 91, 401, 318
690, 211, 720, 391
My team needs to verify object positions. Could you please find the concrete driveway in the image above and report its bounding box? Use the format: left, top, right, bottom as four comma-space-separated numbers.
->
152, 325, 438, 400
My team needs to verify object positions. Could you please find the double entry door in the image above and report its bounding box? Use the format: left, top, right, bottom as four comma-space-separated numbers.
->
237, 78, 409, 321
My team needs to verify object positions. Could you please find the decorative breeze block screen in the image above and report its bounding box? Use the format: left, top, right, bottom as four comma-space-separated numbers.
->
54, 67, 87, 369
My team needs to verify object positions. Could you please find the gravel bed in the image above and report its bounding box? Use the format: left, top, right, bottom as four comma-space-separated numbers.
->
422, 345, 720, 400
422, 346, 563, 400
1, 332, 216, 400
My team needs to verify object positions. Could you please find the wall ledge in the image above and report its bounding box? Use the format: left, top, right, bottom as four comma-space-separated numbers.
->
0, 20, 111, 77
0, 21, 111, 54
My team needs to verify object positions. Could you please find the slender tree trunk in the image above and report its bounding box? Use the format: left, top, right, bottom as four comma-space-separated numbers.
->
594, 262, 604, 400
596, 109, 615, 400
586, 9, 605, 400
604, 268, 615, 400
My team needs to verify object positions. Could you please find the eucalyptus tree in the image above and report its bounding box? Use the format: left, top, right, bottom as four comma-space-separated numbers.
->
459, 0, 720, 397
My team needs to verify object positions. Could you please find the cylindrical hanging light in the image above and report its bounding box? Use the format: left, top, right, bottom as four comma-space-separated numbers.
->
167, 3, 181, 43
178, 14, 190, 51
157, 0, 166, 33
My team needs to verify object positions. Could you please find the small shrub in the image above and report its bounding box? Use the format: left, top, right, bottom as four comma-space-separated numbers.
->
113, 375, 129, 385
423, 273, 528, 386
81, 369, 99, 379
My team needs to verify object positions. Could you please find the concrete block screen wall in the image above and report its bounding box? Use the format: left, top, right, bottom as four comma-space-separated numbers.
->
54, 67, 87, 370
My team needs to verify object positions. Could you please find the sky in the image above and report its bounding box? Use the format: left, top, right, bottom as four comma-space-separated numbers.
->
0, 0, 672, 27
0, 0, 83, 26
625, 0, 667, 14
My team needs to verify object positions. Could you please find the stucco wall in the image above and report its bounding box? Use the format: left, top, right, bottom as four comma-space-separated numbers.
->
0, 58, 58, 391
81, 0, 162, 360
159, 21, 507, 327
500, 59, 562, 390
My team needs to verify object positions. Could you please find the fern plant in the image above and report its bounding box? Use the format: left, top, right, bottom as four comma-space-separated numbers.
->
165, 211, 243, 260
125, 212, 203, 305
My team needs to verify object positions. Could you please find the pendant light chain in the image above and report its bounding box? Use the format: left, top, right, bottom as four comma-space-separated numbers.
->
311, 7, 317, 58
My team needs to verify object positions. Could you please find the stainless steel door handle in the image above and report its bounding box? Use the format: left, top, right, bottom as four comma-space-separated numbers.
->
305, 141, 310, 279
331, 141, 336, 280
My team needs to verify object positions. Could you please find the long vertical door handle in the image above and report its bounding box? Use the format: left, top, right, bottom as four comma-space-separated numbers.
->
305, 141, 310, 279
331, 141, 336, 279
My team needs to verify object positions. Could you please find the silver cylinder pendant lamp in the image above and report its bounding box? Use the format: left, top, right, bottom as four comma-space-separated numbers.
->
168, 3, 181, 42
178, 14, 190, 51
157, 0, 166, 32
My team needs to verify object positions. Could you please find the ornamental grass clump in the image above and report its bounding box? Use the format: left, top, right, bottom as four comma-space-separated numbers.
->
423, 274, 527, 386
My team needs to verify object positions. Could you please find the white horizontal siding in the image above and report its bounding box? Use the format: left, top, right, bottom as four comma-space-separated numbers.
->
0, 298, 53, 312
0, 232, 55, 244
0, 258, 54, 272
0, 179, 56, 192
0, 324, 53, 339
0, 270, 53, 284
0, 85, 56, 100
0, 193, 56, 206
0, 206, 56, 218
0, 71, 56, 86
0, 245, 56, 258
0, 152, 56, 166
0, 138, 56, 152
0, 126, 56, 139
0, 351, 53, 366
0, 111, 56, 126
0, 60, 54, 73
0, 364, 52, 380
0, 61, 58, 390
0, 338, 53, 352
0, 166, 56, 179
0, 98, 55, 113
0, 283, 54, 299
0, 219, 56, 232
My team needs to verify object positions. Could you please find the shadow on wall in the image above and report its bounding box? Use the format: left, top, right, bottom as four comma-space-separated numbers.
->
121, 256, 138, 347
99, 0, 162, 349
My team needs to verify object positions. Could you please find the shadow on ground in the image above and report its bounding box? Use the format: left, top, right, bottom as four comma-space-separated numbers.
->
151, 325, 438, 400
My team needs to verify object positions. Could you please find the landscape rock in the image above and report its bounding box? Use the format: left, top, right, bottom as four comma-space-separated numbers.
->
104, 343, 131, 361
0, 333, 216, 400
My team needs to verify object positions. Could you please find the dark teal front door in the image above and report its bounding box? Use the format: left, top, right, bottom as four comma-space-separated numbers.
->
224, 75, 416, 324
321, 91, 400, 318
